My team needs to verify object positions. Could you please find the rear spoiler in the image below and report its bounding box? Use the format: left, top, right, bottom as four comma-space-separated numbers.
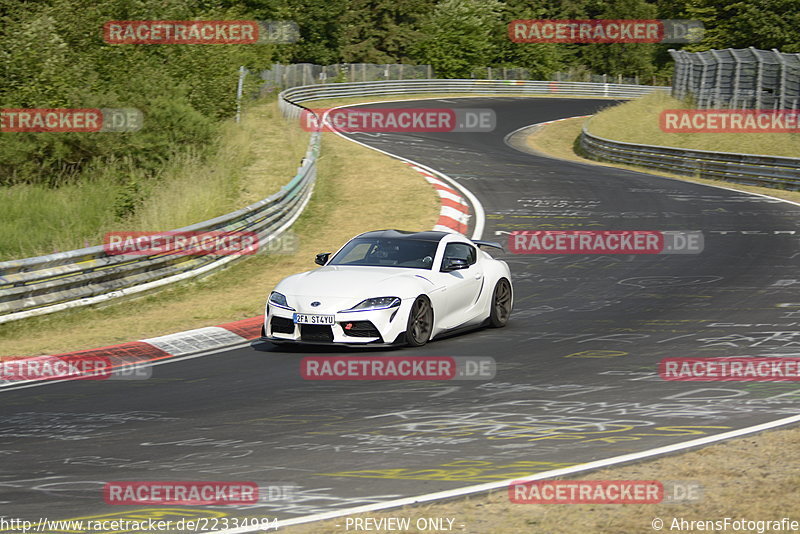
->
472, 240, 504, 252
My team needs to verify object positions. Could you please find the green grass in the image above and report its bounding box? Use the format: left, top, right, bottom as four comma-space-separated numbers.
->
588, 91, 800, 157
1, 178, 119, 257
0, 99, 309, 261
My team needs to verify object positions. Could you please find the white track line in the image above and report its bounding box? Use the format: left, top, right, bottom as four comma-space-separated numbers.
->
321, 101, 486, 240
215, 415, 800, 533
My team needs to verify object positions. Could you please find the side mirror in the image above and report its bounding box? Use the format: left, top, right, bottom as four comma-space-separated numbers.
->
315, 252, 331, 266
441, 257, 469, 272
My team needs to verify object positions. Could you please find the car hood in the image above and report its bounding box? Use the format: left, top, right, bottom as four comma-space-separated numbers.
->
276, 265, 434, 299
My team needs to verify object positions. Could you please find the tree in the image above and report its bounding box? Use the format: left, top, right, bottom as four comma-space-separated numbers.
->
577, 0, 659, 78
497, 0, 569, 79
277, 0, 347, 64
338, 0, 435, 63
683, 0, 800, 53
410, 0, 503, 78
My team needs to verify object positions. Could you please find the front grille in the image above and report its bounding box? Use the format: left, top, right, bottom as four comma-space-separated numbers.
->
270, 316, 295, 334
340, 320, 381, 338
300, 324, 334, 342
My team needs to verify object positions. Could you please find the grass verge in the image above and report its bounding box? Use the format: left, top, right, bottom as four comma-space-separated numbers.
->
524, 115, 800, 204
587, 91, 800, 158
283, 424, 800, 533
0, 99, 310, 260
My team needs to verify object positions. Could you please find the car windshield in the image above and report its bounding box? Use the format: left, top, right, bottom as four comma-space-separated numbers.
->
328, 237, 438, 269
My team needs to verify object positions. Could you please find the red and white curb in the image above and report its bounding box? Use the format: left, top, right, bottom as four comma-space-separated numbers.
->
323, 99, 485, 240
539, 114, 590, 126
0, 316, 263, 388
405, 163, 471, 235
502, 114, 592, 157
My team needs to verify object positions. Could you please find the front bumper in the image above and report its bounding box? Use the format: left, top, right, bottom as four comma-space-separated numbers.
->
264, 298, 411, 346
260, 336, 399, 348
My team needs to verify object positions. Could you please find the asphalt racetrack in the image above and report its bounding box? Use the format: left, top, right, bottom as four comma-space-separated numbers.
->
1, 98, 799, 527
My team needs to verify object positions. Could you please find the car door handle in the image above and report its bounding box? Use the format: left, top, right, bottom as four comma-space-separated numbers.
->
474, 273, 483, 280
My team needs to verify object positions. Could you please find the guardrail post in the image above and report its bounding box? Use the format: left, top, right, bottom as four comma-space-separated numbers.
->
709, 50, 724, 108
732, 49, 742, 109
235, 66, 246, 123
774, 48, 787, 110
752, 47, 764, 109
697, 53, 711, 108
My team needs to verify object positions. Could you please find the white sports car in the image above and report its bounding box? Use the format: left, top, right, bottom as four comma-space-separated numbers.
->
262, 230, 513, 347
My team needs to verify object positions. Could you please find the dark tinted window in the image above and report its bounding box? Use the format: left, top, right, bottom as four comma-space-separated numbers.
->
329, 238, 438, 269
443, 242, 477, 265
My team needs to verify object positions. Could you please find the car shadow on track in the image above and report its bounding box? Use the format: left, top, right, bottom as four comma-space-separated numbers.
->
249, 339, 400, 354
249, 321, 504, 354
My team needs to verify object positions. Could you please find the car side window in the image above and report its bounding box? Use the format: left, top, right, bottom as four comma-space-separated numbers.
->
443, 243, 477, 265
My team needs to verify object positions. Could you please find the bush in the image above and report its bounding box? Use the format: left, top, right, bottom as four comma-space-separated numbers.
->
0, 0, 275, 186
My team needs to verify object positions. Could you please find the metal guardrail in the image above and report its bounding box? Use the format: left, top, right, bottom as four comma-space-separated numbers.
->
278, 79, 669, 103
670, 47, 800, 110
0, 78, 666, 324
579, 121, 800, 190
0, 129, 320, 324
261, 64, 665, 90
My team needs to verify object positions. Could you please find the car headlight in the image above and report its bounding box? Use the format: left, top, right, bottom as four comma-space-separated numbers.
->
268, 291, 294, 310
340, 297, 401, 312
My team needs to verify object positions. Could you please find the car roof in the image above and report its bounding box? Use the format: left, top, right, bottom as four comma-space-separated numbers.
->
354, 230, 453, 243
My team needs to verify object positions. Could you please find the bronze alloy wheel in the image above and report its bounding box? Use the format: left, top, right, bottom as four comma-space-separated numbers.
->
489, 278, 512, 327
405, 296, 433, 346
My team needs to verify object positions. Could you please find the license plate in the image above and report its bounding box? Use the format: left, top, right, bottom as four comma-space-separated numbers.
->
293, 313, 334, 325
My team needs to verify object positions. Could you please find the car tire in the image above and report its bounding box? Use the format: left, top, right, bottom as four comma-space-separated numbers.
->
405, 296, 433, 347
489, 278, 512, 327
